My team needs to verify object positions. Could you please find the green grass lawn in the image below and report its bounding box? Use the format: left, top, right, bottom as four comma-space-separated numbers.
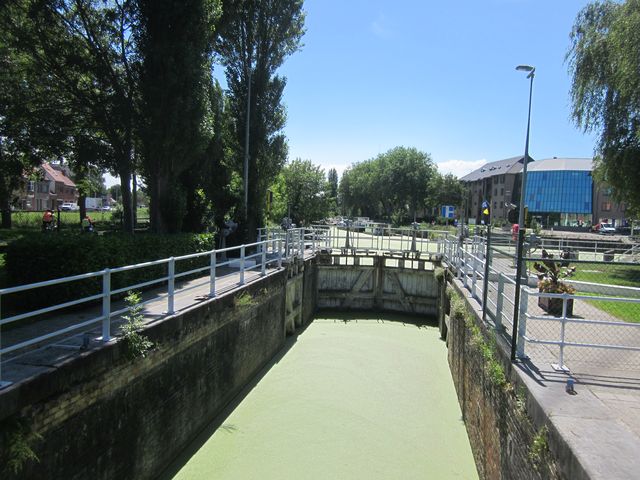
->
578, 293, 640, 323
571, 263, 640, 289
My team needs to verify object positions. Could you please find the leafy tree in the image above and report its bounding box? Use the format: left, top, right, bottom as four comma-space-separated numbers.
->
1, 0, 140, 232
269, 158, 330, 225
426, 173, 465, 217
567, 0, 640, 216
338, 147, 437, 223
136, 0, 221, 233
327, 168, 338, 198
215, 0, 305, 242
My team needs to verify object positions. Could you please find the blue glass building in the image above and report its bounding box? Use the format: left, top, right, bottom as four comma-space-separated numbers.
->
524, 158, 593, 227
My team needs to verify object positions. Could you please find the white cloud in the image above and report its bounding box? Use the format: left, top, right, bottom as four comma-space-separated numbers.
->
436, 159, 486, 178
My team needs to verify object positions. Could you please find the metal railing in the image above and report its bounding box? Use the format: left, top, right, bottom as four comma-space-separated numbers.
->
0, 236, 295, 387
443, 232, 640, 372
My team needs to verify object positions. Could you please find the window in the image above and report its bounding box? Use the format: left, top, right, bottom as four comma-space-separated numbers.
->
28, 181, 35, 192
602, 202, 611, 212
500, 188, 504, 196
494, 188, 497, 196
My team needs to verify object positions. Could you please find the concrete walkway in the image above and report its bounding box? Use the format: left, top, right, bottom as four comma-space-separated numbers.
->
0, 264, 282, 386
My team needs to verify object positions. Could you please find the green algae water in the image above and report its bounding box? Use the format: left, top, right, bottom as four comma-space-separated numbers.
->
168, 313, 478, 479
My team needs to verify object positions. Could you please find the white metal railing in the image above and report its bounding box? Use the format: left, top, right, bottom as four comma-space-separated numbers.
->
443, 234, 640, 370
0, 236, 296, 387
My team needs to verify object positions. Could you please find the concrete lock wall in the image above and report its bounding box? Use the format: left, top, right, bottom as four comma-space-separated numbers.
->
445, 280, 565, 480
0, 258, 318, 480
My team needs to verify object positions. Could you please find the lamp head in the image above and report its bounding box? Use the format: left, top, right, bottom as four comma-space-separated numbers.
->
516, 65, 535, 78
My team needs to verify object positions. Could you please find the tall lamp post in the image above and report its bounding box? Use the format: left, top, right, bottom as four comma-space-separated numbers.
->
516, 64, 535, 230
511, 64, 535, 362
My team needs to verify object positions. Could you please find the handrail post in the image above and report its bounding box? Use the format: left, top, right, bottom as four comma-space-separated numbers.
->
481, 226, 492, 321
0, 298, 4, 387
261, 242, 267, 276
102, 268, 111, 342
299, 230, 304, 256
278, 238, 283, 268
495, 273, 505, 331
516, 288, 529, 358
558, 294, 569, 369
240, 245, 246, 285
167, 257, 175, 315
210, 250, 217, 297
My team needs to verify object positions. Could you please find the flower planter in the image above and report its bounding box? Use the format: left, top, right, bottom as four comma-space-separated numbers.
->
538, 296, 573, 317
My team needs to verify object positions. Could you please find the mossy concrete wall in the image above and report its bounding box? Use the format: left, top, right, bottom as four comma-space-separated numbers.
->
0, 257, 318, 480
446, 279, 566, 480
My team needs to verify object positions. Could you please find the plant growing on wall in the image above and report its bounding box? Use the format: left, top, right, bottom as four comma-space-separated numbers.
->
0, 418, 42, 475
121, 291, 154, 359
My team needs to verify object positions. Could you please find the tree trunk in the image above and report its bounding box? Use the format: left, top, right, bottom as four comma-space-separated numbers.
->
0, 174, 12, 229
132, 172, 138, 226
119, 172, 134, 233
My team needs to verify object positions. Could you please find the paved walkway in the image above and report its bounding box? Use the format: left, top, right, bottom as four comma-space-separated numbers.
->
0, 263, 282, 386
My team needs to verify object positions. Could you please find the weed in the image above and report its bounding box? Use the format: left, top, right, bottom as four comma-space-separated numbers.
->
1, 418, 42, 475
529, 425, 549, 465
121, 291, 153, 359
234, 291, 255, 308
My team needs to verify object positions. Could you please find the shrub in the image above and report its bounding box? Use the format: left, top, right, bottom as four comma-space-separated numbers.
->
4, 232, 215, 312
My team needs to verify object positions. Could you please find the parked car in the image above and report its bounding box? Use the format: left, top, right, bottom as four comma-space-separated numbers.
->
60, 202, 79, 211
592, 222, 616, 234
101, 205, 112, 212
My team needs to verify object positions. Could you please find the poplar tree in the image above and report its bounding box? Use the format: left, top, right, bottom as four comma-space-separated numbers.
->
215, 0, 305, 243
136, 0, 221, 233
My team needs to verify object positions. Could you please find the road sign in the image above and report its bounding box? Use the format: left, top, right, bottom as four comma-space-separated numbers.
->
441, 205, 455, 219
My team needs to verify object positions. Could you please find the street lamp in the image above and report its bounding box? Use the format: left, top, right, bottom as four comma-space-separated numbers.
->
511, 64, 535, 362
516, 64, 535, 230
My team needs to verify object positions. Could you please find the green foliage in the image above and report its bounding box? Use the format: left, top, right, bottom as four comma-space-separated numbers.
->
449, 287, 509, 389
269, 158, 331, 225
339, 147, 437, 222
216, 0, 306, 241
4, 232, 215, 311
533, 249, 577, 293
137, 0, 222, 233
529, 425, 549, 465
234, 291, 255, 309
0, 418, 42, 475
567, 0, 640, 216
121, 291, 154, 359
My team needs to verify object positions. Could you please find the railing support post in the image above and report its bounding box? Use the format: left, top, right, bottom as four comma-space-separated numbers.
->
240, 245, 246, 285
167, 258, 175, 315
210, 251, 217, 297
482, 226, 492, 321
261, 242, 267, 276
516, 288, 529, 359
102, 268, 111, 341
496, 273, 505, 331
278, 238, 283, 268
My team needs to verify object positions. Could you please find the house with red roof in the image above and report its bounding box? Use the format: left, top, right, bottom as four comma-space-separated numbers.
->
15, 162, 78, 211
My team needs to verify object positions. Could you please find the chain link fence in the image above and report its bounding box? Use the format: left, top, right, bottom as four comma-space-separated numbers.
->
448, 230, 640, 374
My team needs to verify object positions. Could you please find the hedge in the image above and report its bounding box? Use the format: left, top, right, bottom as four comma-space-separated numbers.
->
4, 232, 216, 313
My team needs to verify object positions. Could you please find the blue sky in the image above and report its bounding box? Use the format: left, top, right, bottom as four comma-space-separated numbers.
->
279, 0, 598, 178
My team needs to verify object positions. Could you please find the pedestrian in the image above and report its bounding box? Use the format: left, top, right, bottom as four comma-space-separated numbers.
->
42, 209, 54, 231
82, 215, 94, 233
